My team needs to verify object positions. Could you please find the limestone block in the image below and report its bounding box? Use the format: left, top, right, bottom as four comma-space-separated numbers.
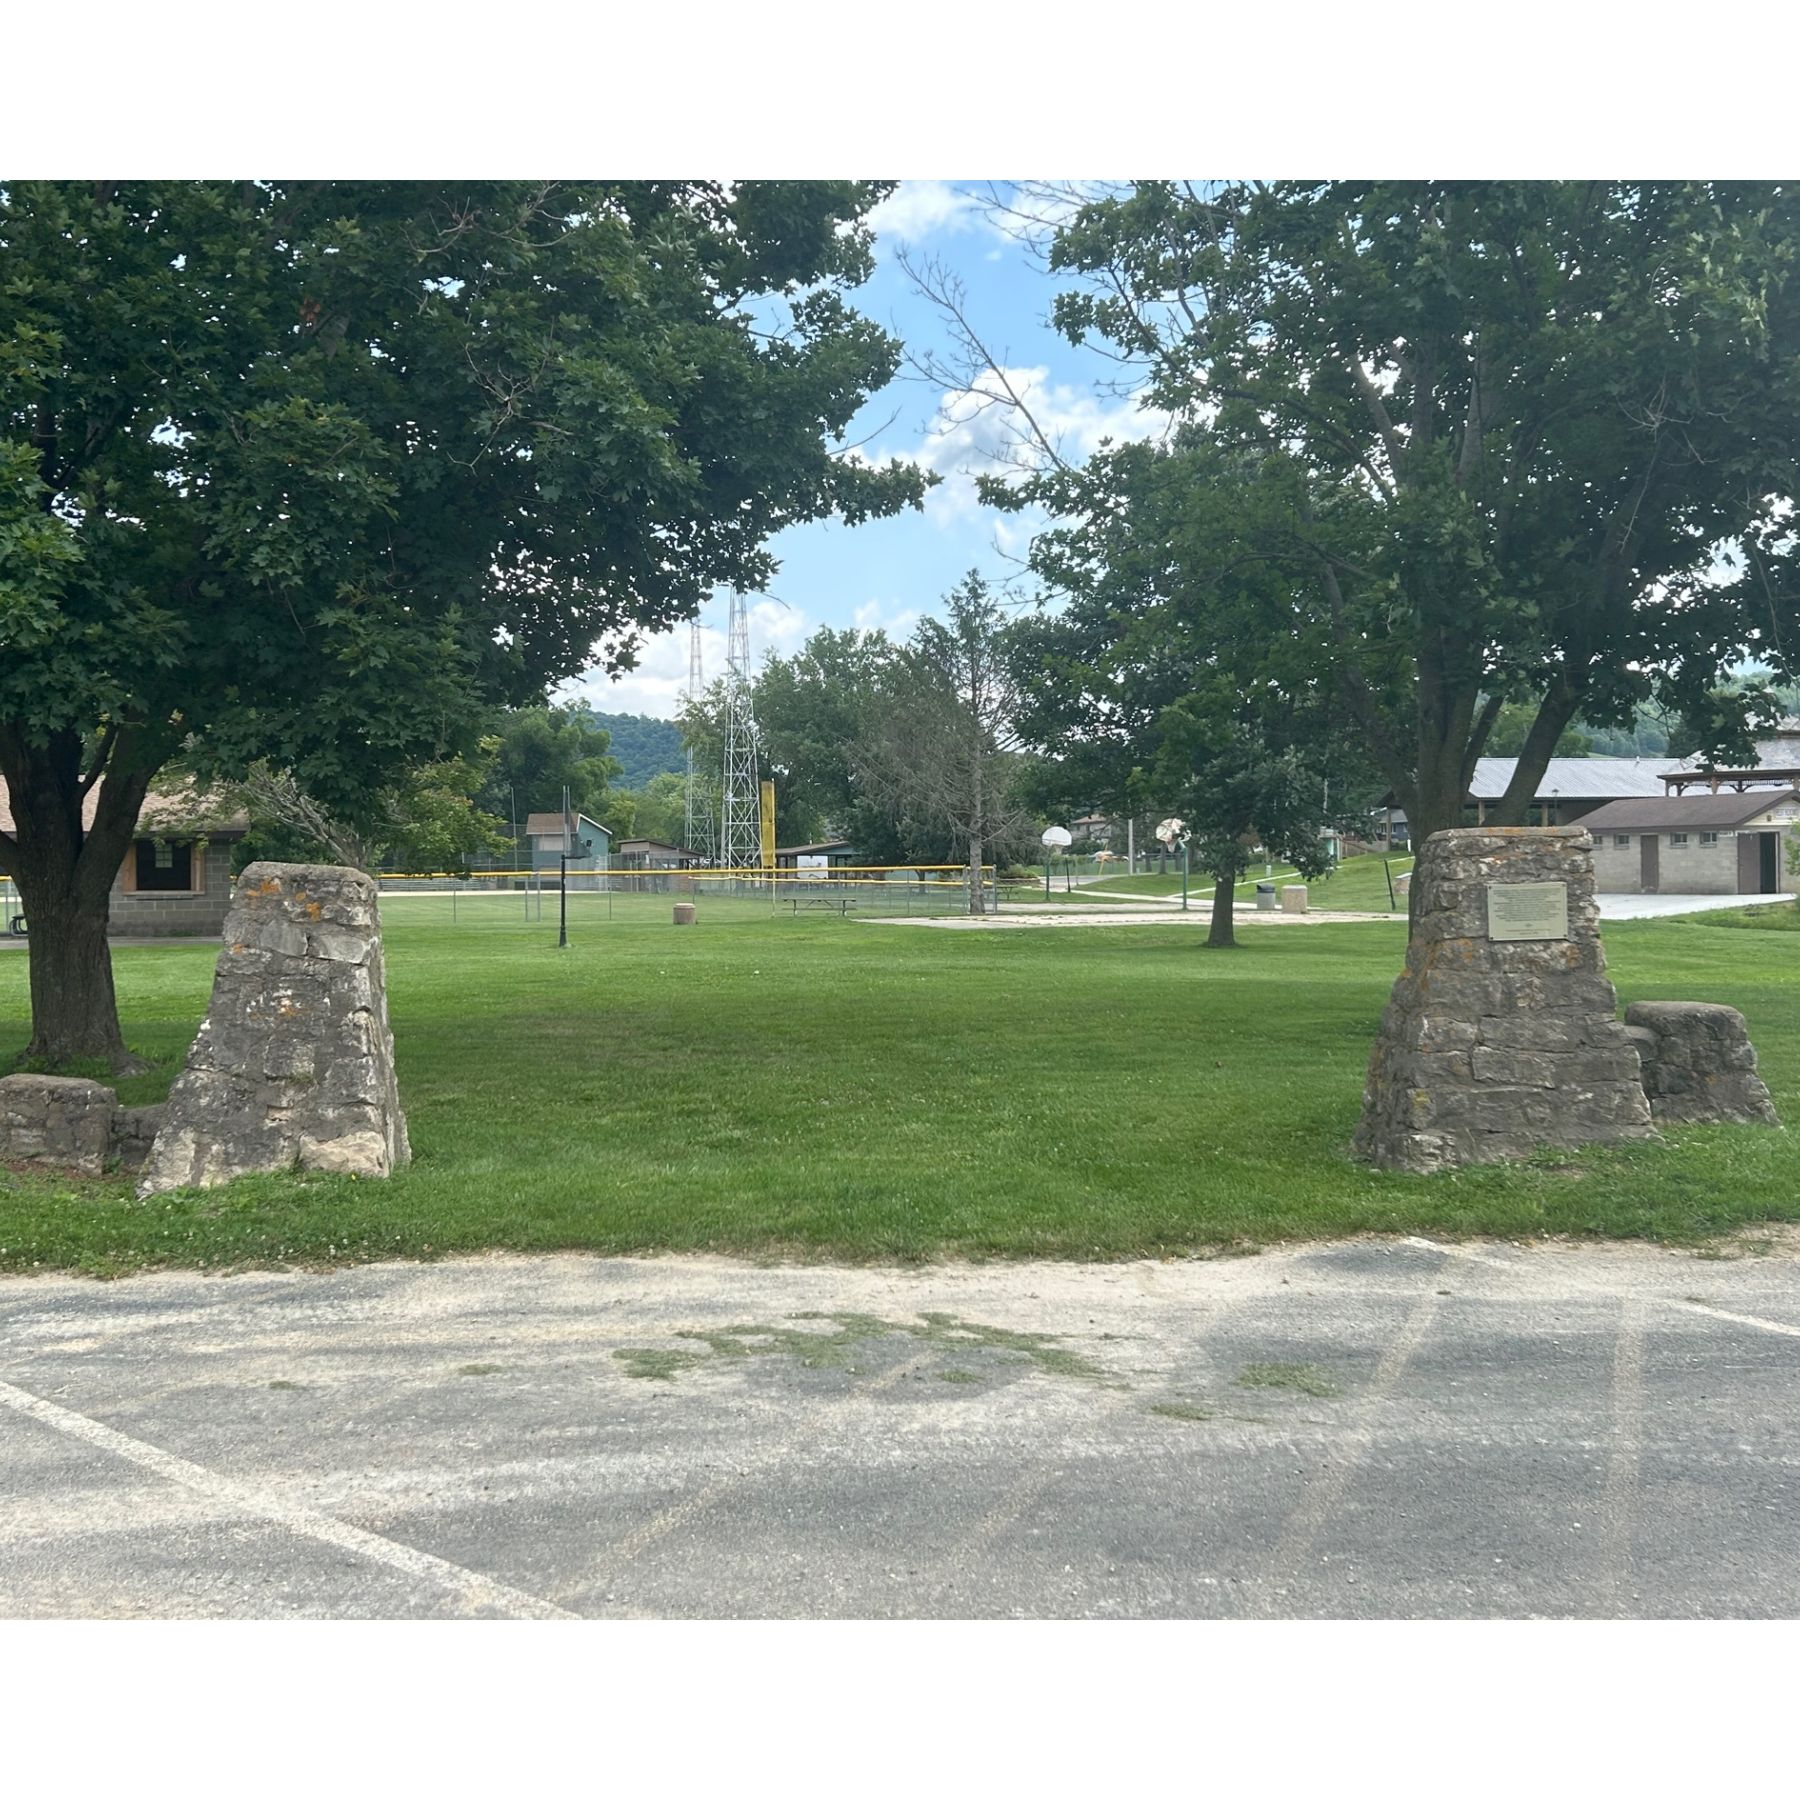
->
110, 1104, 165, 1172
1280, 885, 1308, 913
138, 862, 410, 1196
1624, 1001, 1780, 1127
0, 1074, 117, 1175
1355, 827, 1655, 1171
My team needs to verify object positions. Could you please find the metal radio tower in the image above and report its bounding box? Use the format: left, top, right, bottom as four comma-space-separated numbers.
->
683, 617, 710, 860
719, 592, 762, 869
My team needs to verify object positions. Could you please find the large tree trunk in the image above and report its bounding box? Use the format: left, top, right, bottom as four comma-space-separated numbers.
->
1485, 675, 1583, 827
1399, 748, 1474, 930
1206, 873, 1236, 948
12, 873, 140, 1069
0, 728, 155, 1073
966, 833, 985, 915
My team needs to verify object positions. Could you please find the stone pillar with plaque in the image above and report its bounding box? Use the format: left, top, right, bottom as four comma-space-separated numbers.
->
1354, 826, 1655, 1172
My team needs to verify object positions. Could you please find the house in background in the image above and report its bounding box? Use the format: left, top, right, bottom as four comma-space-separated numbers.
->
0, 777, 250, 938
524, 811, 610, 884
1572, 790, 1800, 895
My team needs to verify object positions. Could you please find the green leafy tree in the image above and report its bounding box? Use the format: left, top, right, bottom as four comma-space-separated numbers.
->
751, 626, 912, 860
580, 711, 685, 787
853, 574, 1035, 910
481, 705, 622, 835
943, 182, 1800, 916
675, 631, 916, 860
628, 770, 690, 847
1010, 437, 1369, 945
215, 743, 512, 875
1481, 703, 1595, 760
0, 180, 923, 1065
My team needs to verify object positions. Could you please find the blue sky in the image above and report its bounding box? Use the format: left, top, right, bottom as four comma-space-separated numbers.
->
568, 181, 1156, 719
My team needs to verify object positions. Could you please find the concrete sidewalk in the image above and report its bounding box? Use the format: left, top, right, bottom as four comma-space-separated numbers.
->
1596, 892, 1794, 920
5, 1238, 1799, 1619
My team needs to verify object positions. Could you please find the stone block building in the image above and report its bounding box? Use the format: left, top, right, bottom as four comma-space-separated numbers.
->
0, 778, 249, 939
1576, 791, 1800, 896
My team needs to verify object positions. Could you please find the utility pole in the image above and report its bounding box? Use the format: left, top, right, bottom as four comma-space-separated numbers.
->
558, 782, 571, 949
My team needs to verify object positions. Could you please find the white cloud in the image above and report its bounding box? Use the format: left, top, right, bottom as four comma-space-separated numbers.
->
852, 598, 921, 638
863, 365, 1167, 524
561, 596, 811, 719
865, 180, 983, 246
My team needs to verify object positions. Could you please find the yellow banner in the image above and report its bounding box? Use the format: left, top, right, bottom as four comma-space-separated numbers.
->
760, 781, 776, 868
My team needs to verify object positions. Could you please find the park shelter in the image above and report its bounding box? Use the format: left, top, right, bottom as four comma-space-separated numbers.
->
614, 839, 704, 870
773, 839, 861, 874
1577, 791, 1800, 895
0, 776, 249, 939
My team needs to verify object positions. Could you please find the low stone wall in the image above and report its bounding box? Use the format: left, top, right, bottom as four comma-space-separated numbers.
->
1624, 1002, 1781, 1126
0, 1075, 165, 1175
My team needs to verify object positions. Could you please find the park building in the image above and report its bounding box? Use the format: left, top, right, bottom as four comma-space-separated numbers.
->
523, 811, 610, 881
1576, 790, 1800, 896
772, 838, 863, 873
0, 776, 250, 939
613, 839, 705, 871
1371, 756, 1684, 848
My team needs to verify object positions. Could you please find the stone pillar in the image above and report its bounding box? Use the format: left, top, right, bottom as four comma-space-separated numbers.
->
1354, 827, 1655, 1171
138, 862, 410, 1196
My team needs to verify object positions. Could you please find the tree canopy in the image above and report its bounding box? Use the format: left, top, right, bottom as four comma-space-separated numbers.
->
965, 182, 1800, 904
0, 179, 924, 1064
1010, 436, 1374, 942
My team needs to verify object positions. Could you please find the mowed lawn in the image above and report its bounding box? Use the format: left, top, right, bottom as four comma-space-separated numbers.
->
1, 900, 1797, 1274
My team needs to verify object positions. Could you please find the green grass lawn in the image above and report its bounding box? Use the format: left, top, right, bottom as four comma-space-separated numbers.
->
2, 901, 1797, 1275
1681, 900, 1800, 932
1305, 853, 1415, 913
1076, 855, 1409, 910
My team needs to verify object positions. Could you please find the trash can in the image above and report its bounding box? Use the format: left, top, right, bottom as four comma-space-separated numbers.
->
1255, 881, 1278, 911
672, 903, 697, 926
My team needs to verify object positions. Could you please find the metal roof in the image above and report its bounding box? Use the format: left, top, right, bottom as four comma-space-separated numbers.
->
1573, 791, 1800, 832
524, 811, 609, 839
1469, 757, 1683, 801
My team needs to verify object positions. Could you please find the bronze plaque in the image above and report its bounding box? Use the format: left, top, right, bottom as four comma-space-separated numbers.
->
1487, 881, 1569, 941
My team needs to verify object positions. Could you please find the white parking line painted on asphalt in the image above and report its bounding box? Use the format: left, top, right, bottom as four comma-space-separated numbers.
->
1597, 1297, 1646, 1611
1405, 1237, 1800, 1339
1241, 1283, 1443, 1618
0, 1373, 575, 1621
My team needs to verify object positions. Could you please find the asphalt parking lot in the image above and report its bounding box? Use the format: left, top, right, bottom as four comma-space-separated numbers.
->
4, 1236, 1799, 1618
